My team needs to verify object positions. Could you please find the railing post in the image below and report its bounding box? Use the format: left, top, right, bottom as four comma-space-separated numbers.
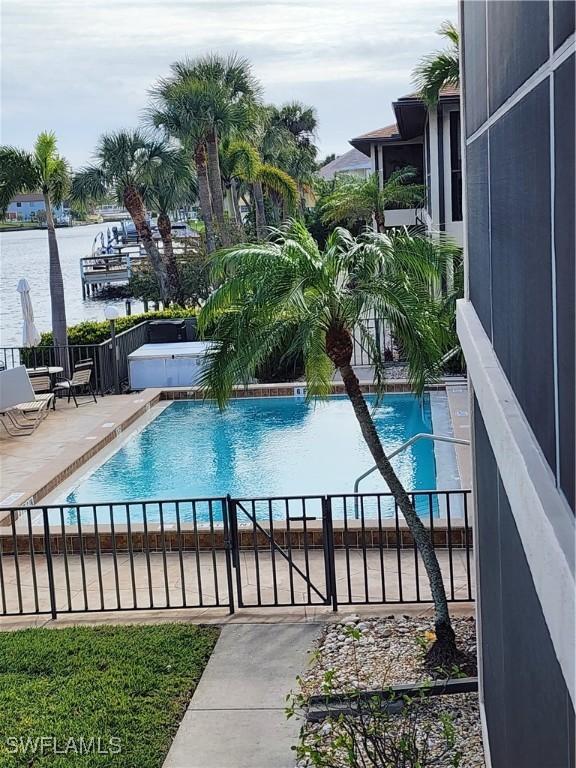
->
42, 507, 57, 620
322, 496, 338, 612
222, 497, 235, 615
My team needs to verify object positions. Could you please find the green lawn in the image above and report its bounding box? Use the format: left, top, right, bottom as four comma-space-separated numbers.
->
0, 623, 219, 767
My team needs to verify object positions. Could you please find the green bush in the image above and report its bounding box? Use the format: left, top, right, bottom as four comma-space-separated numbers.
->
37, 309, 198, 347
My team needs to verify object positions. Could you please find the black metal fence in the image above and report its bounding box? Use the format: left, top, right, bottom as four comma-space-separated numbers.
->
0, 490, 473, 619
0, 318, 198, 395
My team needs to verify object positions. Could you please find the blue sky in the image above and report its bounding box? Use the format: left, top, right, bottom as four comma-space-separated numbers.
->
1, 0, 456, 168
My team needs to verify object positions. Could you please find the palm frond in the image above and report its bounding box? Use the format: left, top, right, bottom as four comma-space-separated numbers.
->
0, 147, 39, 212
257, 164, 298, 209
71, 166, 109, 205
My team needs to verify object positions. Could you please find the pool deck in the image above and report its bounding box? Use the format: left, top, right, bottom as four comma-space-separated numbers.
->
0, 389, 162, 508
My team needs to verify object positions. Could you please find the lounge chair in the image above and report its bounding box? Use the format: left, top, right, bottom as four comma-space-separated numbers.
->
53, 359, 97, 407
0, 366, 53, 435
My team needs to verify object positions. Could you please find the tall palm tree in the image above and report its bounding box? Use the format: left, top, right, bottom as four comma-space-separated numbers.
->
198, 221, 463, 665
0, 132, 70, 347
261, 102, 319, 216
413, 21, 460, 106
71, 130, 179, 303
321, 170, 425, 232
152, 54, 261, 247
148, 83, 216, 254
142, 150, 198, 302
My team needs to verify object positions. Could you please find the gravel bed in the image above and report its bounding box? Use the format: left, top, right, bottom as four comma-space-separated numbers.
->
294, 615, 484, 768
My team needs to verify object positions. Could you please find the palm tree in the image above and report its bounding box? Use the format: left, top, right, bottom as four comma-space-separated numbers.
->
261, 102, 319, 217
219, 138, 297, 238
413, 21, 460, 106
142, 149, 198, 302
71, 130, 179, 303
198, 221, 463, 665
152, 54, 261, 247
321, 170, 425, 232
0, 132, 70, 347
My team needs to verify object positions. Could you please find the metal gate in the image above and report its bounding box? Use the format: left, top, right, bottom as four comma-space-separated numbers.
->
227, 496, 335, 609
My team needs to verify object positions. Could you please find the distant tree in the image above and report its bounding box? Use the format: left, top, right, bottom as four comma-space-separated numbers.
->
72, 130, 181, 303
318, 153, 336, 169
413, 21, 459, 106
0, 132, 70, 346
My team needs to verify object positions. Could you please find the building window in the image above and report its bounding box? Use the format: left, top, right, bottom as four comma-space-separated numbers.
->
16, 202, 21, 207
450, 111, 463, 222
425, 120, 432, 215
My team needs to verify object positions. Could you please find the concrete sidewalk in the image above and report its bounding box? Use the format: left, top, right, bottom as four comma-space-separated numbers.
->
163, 623, 321, 768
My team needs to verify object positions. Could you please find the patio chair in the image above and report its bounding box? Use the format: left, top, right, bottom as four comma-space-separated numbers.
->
53, 359, 98, 407
0, 366, 53, 436
28, 369, 57, 409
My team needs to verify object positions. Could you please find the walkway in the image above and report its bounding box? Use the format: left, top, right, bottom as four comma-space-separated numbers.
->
163, 623, 320, 768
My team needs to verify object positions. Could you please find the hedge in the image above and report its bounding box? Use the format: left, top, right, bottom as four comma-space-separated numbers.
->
37, 309, 198, 347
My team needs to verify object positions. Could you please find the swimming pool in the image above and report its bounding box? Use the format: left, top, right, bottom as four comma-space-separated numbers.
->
64, 395, 437, 512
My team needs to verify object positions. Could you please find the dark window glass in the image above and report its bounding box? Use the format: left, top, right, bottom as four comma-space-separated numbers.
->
374, 145, 379, 173
425, 120, 431, 214
16, 202, 21, 207
450, 111, 463, 221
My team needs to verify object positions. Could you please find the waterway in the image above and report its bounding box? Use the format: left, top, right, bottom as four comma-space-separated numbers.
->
0, 222, 144, 347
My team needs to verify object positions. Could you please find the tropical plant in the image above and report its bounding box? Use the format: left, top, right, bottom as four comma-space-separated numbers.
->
71, 130, 181, 303
150, 54, 261, 248
0, 132, 70, 347
129, 246, 211, 308
198, 220, 463, 665
413, 21, 460, 106
321, 170, 425, 232
260, 101, 319, 217
141, 149, 198, 301
219, 138, 297, 239
149, 83, 217, 253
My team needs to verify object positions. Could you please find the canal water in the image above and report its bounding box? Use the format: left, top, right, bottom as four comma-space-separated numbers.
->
0, 222, 144, 347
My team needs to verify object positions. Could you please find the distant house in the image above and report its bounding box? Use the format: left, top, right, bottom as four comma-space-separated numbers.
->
317, 148, 371, 181
5, 193, 70, 224
350, 86, 463, 244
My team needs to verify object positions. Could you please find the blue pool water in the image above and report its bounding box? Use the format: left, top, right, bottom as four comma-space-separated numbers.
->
65, 395, 436, 515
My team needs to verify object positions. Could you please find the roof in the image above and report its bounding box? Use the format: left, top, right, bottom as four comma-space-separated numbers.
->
317, 148, 372, 179
350, 123, 401, 143
9, 193, 44, 204
398, 84, 460, 100
349, 85, 461, 155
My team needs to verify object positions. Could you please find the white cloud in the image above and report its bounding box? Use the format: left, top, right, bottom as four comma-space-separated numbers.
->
1, 0, 456, 164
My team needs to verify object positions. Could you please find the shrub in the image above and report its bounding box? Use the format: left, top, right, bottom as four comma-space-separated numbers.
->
36, 308, 198, 347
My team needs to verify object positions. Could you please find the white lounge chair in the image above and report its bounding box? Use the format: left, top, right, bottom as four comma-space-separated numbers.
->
0, 366, 54, 435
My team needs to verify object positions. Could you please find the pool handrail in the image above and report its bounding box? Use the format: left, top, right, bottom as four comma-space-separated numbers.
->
353, 433, 471, 518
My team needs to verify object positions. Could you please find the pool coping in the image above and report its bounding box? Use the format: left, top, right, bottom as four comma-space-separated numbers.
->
1, 378, 466, 518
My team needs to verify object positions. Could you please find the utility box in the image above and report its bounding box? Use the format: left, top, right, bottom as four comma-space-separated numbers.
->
128, 342, 215, 389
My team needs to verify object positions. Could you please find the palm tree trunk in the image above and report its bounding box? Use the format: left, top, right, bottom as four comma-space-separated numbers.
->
230, 179, 241, 225
325, 324, 456, 663
157, 212, 182, 303
252, 180, 267, 240
206, 128, 230, 247
374, 209, 385, 232
43, 193, 68, 365
195, 144, 216, 254
340, 362, 456, 658
123, 186, 172, 304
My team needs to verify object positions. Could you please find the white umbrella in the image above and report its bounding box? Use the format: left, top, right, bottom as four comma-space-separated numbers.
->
16, 278, 41, 348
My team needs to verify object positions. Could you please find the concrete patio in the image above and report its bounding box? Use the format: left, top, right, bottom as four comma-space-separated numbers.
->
0, 389, 162, 507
